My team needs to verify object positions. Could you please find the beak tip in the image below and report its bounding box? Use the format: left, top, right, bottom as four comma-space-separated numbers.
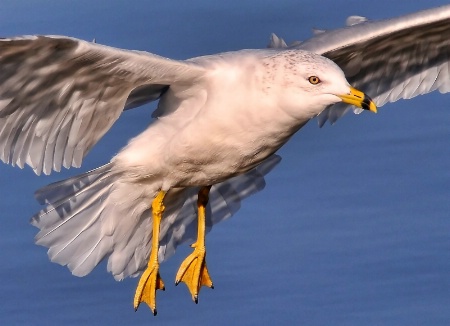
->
362, 94, 377, 114
339, 86, 377, 113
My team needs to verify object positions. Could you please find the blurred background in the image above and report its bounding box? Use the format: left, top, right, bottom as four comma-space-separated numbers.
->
0, 1, 449, 325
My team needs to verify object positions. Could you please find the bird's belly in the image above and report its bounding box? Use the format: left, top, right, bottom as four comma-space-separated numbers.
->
161, 129, 286, 188
112, 119, 280, 190
115, 99, 307, 190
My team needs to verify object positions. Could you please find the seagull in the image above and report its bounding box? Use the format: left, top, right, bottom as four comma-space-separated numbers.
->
3, 39, 374, 315
0, 4, 448, 316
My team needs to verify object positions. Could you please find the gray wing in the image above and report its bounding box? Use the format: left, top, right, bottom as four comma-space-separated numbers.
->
270, 5, 450, 126
0, 35, 204, 175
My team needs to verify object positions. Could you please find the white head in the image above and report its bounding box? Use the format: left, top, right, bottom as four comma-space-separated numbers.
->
263, 50, 376, 120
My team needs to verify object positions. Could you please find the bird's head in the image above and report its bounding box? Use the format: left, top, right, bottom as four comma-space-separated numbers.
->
267, 50, 376, 120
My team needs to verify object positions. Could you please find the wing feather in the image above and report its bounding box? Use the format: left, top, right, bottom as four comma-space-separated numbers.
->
269, 5, 450, 125
0, 35, 205, 174
318, 8, 450, 125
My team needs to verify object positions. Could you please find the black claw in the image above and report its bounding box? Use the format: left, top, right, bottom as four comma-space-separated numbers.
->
162, 286, 166, 291
175, 280, 179, 286
211, 284, 214, 289
153, 309, 157, 316
194, 296, 198, 304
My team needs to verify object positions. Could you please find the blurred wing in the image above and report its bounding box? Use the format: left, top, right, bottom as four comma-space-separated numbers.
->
0, 35, 204, 174
270, 5, 450, 126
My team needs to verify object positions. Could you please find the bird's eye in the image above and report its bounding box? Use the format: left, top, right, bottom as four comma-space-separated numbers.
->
308, 76, 321, 85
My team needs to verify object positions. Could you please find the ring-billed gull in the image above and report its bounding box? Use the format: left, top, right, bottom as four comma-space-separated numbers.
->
0, 4, 448, 316
0, 38, 374, 314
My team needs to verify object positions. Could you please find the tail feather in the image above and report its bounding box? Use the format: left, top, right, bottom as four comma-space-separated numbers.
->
32, 164, 117, 276
34, 164, 109, 204
32, 155, 281, 280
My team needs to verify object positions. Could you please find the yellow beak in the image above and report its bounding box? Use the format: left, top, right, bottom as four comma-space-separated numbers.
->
338, 86, 377, 113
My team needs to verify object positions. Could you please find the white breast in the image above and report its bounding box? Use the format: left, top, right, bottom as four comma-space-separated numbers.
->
112, 51, 314, 189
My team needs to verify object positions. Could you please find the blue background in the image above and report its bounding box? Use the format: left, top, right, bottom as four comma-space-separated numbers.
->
0, 1, 449, 325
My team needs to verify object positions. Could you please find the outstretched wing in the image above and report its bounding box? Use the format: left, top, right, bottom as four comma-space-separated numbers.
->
269, 5, 450, 126
0, 35, 204, 175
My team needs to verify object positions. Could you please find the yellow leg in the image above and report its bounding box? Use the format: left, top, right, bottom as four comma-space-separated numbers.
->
175, 186, 214, 303
133, 191, 166, 315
